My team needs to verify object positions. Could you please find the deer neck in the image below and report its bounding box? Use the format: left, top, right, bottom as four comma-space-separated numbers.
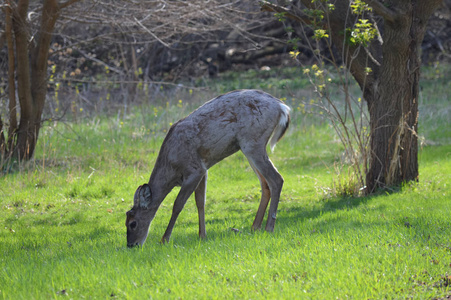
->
147, 160, 180, 209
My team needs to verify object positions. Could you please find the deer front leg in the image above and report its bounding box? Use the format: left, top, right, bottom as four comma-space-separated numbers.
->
161, 172, 205, 243
194, 172, 208, 239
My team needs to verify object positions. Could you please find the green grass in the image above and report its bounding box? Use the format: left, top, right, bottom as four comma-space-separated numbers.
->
1, 66, 450, 299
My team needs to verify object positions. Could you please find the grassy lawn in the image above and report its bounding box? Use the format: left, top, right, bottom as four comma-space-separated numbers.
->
1, 66, 450, 299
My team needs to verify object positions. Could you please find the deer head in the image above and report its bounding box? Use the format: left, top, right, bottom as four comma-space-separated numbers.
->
125, 184, 155, 247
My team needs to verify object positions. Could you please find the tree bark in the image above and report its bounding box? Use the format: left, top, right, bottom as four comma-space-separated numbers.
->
12, 0, 35, 159
365, 0, 440, 192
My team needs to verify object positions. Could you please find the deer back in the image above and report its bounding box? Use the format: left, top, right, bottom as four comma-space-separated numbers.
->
161, 90, 287, 169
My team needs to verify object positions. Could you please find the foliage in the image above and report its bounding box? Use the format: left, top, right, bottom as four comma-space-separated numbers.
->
274, 0, 380, 195
290, 59, 370, 196
345, 19, 377, 47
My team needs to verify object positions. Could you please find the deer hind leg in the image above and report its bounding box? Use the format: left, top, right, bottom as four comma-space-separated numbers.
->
161, 171, 206, 243
194, 171, 208, 239
248, 163, 271, 231
243, 147, 284, 232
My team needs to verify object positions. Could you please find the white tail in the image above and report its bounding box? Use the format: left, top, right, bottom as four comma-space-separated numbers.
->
269, 102, 291, 152
125, 90, 291, 246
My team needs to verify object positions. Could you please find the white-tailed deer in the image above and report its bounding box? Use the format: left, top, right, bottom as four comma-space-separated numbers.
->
126, 90, 290, 247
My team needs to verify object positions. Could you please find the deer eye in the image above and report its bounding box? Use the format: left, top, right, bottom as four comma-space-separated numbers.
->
129, 221, 137, 230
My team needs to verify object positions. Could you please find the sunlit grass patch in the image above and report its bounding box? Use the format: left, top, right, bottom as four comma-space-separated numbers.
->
1, 66, 450, 299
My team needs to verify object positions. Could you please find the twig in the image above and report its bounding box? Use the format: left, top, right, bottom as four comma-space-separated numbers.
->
361, 0, 397, 23
59, 0, 81, 10
56, 77, 207, 90
133, 16, 173, 49
77, 49, 124, 75
260, 1, 310, 24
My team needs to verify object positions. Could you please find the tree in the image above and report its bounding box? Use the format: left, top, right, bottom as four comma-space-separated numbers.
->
1, 0, 80, 163
262, 0, 443, 193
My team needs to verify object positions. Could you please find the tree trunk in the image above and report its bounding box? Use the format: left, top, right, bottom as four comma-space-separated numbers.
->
4, 0, 17, 155
4, 0, 62, 161
11, 0, 34, 160
366, 1, 437, 192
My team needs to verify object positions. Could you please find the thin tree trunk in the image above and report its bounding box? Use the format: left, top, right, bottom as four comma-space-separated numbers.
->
12, 0, 35, 159
0, 118, 4, 156
5, 0, 18, 155
1, 0, 79, 164
11, 0, 61, 160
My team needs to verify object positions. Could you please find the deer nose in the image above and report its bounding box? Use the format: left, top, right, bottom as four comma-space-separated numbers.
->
127, 243, 139, 248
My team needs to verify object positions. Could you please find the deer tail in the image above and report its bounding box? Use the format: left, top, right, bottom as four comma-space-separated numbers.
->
269, 102, 291, 152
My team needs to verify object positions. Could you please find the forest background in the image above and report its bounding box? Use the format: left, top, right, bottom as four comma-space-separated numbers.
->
1, 0, 450, 127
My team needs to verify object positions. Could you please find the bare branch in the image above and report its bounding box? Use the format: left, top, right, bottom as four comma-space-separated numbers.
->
260, 1, 310, 24
361, 0, 396, 23
133, 16, 173, 49
58, 0, 80, 10
77, 49, 124, 74
57, 78, 206, 91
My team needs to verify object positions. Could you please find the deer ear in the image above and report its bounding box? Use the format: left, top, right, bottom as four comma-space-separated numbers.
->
134, 184, 152, 208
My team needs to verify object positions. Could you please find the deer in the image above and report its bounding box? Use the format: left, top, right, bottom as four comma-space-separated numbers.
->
125, 89, 291, 247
